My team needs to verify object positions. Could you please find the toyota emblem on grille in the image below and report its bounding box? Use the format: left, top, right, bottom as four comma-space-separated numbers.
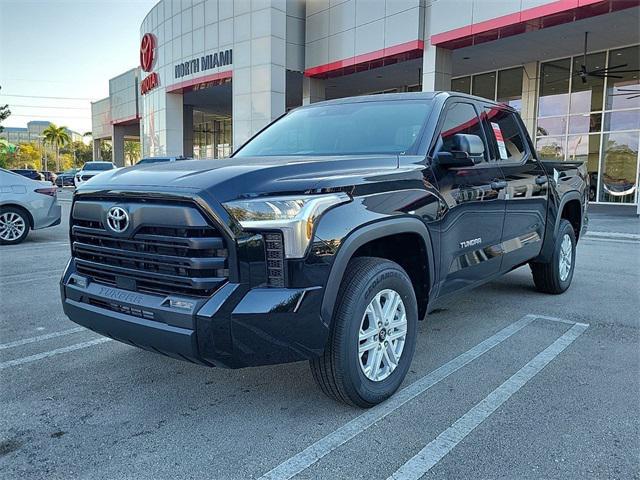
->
106, 206, 129, 233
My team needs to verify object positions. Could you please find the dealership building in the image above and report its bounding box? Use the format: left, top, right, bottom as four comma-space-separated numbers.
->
91, 0, 640, 210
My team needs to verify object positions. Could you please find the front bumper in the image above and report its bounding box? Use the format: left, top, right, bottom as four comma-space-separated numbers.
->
60, 259, 327, 368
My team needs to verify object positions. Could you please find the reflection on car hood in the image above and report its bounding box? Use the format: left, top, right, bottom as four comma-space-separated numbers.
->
77, 156, 400, 202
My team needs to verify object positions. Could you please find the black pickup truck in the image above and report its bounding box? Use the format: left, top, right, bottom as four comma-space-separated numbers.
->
61, 92, 588, 407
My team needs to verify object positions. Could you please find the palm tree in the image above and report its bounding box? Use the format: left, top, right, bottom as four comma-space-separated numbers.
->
124, 141, 140, 165
42, 124, 70, 171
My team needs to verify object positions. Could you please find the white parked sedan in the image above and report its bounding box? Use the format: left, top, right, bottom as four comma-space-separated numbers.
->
0, 169, 62, 245
74, 161, 116, 187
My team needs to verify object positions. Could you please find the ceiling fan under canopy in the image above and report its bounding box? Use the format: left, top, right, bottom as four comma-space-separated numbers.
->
573, 32, 639, 83
545, 32, 640, 85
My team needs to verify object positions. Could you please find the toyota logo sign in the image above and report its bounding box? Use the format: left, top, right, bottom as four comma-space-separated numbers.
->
106, 206, 130, 233
140, 33, 155, 72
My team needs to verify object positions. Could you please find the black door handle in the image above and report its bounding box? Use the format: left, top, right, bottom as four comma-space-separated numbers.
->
535, 175, 548, 185
490, 180, 508, 191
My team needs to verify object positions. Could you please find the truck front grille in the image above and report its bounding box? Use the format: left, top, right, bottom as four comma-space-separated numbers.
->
71, 199, 229, 297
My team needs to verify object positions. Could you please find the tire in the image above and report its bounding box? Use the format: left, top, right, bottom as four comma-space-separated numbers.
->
0, 207, 31, 245
310, 257, 418, 408
530, 219, 576, 294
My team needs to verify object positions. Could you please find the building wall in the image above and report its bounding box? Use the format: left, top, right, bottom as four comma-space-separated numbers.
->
109, 68, 140, 123
138, 0, 305, 157
91, 98, 112, 140
305, 0, 424, 73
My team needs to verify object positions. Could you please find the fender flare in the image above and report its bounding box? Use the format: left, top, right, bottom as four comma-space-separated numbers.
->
320, 216, 436, 325
555, 191, 583, 237
536, 191, 583, 263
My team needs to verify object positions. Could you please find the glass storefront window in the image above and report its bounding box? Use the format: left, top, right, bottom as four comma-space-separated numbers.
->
605, 46, 640, 111
570, 52, 605, 114
537, 46, 640, 205
603, 109, 640, 132
536, 136, 566, 160
472, 72, 496, 100
451, 67, 523, 109
537, 116, 567, 136
568, 113, 601, 134
599, 131, 639, 203
539, 58, 571, 117
451, 76, 471, 94
567, 134, 601, 201
497, 67, 523, 110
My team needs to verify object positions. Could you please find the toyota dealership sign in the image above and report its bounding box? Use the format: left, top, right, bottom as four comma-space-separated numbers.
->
140, 33, 158, 95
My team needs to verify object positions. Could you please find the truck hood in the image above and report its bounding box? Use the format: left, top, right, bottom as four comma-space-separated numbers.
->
79, 155, 400, 202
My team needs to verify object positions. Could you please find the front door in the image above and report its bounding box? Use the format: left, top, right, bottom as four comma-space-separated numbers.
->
431, 101, 507, 298
482, 106, 549, 271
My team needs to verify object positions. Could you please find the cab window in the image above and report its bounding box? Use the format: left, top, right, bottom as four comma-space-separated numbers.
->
484, 107, 528, 163
437, 102, 488, 161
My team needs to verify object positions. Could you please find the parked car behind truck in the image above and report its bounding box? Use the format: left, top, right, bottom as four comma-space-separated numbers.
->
61, 92, 588, 407
1, 169, 62, 245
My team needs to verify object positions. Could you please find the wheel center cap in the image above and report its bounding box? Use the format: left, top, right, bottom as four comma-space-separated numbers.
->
378, 328, 387, 342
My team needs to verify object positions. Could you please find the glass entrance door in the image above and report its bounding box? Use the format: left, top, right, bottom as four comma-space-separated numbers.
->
193, 110, 232, 159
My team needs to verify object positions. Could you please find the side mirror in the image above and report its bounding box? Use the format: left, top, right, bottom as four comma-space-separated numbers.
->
435, 134, 485, 168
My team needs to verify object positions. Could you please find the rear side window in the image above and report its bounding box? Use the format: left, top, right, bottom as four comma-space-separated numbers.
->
438, 102, 488, 161
484, 108, 528, 162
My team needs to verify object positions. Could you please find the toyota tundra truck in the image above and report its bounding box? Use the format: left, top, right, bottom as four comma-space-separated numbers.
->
60, 92, 588, 407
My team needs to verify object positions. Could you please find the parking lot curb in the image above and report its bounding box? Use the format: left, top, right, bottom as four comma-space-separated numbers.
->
584, 231, 640, 242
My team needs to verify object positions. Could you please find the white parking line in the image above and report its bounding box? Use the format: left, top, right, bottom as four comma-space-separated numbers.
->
0, 337, 112, 370
1, 274, 61, 286
258, 314, 538, 480
387, 322, 588, 480
2, 269, 64, 280
0, 327, 85, 350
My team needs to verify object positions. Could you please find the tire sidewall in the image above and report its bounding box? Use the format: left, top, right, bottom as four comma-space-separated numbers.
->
554, 220, 576, 291
0, 207, 30, 245
341, 265, 417, 405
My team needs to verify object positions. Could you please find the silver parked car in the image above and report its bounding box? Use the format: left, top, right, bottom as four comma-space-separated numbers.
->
0, 169, 62, 245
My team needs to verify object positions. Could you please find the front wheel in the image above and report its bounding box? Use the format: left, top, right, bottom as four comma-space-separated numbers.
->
530, 219, 576, 294
0, 207, 30, 245
310, 257, 418, 408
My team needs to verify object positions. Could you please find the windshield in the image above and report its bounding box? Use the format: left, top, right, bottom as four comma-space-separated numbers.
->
234, 100, 432, 157
83, 163, 113, 171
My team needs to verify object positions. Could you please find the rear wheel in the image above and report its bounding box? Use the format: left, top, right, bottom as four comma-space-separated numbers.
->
0, 207, 30, 245
310, 257, 418, 407
530, 219, 576, 294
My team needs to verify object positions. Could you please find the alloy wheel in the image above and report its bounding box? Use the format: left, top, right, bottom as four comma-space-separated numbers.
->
358, 289, 407, 382
559, 233, 573, 281
0, 212, 26, 242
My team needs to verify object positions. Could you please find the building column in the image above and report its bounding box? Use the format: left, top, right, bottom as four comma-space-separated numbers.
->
232, 5, 287, 150
112, 126, 125, 167
520, 62, 538, 138
92, 139, 101, 160
165, 92, 185, 157
422, 44, 452, 92
302, 77, 326, 105
183, 105, 194, 158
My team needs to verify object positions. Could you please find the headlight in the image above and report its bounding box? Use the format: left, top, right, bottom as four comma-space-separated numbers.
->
223, 193, 350, 258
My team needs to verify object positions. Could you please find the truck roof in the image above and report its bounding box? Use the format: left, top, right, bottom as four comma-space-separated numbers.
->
301, 91, 512, 110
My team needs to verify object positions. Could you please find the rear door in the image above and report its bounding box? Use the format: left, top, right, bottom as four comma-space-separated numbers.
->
431, 100, 507, 298
483, 106, 548, 271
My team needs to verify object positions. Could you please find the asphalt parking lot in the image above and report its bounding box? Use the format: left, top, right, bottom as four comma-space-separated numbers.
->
1, 190, 639, 479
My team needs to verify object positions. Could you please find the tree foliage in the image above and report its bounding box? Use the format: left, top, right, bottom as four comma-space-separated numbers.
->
0, 86, 10, 133
124, 141, 141, 165
42, 123, 71, 171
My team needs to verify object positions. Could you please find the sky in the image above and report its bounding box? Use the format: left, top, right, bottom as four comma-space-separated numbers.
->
0, 0, 159, 134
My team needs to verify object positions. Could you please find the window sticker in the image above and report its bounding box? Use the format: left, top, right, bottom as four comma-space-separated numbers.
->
491, 122, 509, 159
